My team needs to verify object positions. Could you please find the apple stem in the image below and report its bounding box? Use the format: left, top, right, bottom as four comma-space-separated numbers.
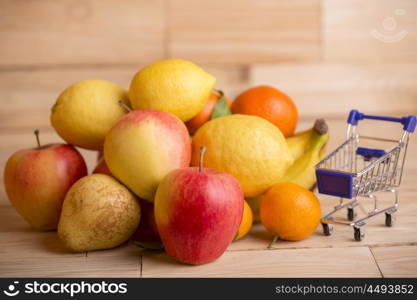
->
118, 100, 132, 112
199, 146, 207, 172
268, 234, 279, 249
34, 129, 41, 148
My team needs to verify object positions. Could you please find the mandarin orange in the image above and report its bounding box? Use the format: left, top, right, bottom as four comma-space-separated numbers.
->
231, 86, 298, 137
235, 200, 253, 240
260, 182, 320, 242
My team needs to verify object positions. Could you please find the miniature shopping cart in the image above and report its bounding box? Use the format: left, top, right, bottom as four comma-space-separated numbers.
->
315, 110, 416, 241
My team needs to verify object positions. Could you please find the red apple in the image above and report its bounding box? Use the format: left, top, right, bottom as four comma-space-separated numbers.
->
3, 130, 87, 230
93, 157, 112, 176
130, 198, 163, 250
154, 147, 244, 265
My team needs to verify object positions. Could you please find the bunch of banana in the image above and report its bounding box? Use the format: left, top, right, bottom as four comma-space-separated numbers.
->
281, 118, 329, 190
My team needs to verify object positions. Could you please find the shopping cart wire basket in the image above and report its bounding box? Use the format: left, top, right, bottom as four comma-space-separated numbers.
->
315, 109, 416, 241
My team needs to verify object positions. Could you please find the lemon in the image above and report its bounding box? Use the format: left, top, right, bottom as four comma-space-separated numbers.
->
129, 59, 216, 121
51, 80, 129, 150
191, 114, 294, 197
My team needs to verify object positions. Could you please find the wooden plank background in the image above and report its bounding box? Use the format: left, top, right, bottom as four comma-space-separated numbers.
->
0, 0, 416, 277
167, 0, 321, 64
0, 0, 165, 66
324, 0, 417, 62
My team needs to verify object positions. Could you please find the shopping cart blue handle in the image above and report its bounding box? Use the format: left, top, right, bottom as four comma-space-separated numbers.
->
356, 147, 386, 160
347, 109, 417, 133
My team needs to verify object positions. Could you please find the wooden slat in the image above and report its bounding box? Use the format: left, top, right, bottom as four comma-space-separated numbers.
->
0, 255, 87, 277
0, 230, 83, 259
168, 0, 321, 64
324, 0, 417, 62
142, 247, 381, 277
371, 246, 417, 278
250, 63, 417, 119
0, 0, 164, 66
0, 204, 86, 260
0, 252, 141, 277
204, 65, 249, 99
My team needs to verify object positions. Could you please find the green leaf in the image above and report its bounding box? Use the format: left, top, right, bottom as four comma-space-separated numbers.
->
211, 90, 231, 120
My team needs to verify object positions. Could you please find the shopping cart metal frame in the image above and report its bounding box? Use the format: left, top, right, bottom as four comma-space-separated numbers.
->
315, 110, 416, 241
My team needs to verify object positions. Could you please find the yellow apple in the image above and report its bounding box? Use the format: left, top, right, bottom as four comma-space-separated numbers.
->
104, 109, 191, 201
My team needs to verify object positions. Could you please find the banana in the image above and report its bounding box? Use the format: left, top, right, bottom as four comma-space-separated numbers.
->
281, 119, 329, 190
286, 128, 315, 161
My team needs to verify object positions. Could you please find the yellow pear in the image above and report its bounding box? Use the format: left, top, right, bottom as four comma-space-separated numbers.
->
58, 174, 140, 252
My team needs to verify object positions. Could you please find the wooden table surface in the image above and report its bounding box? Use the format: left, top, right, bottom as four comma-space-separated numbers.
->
0, 118, 416, 278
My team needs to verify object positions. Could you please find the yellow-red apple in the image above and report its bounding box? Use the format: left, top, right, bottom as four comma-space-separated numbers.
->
3, 130, 87, 230
154, 147, 244, 265
104, 109, 191, 201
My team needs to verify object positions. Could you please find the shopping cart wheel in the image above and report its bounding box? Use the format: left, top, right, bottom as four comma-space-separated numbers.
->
354, 227, 364, 241
347, 207, 356, 221
385, 213, 394, 227
321, 223, 333, 236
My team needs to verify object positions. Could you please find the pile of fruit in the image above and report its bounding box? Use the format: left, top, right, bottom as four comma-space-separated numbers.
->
4, 59, 329, 265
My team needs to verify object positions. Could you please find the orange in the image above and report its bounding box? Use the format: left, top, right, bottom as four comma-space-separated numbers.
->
235, 200, 253, 240
231, 86, 298, 137
260, 182, 320, 241
185, 91, 232, 135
